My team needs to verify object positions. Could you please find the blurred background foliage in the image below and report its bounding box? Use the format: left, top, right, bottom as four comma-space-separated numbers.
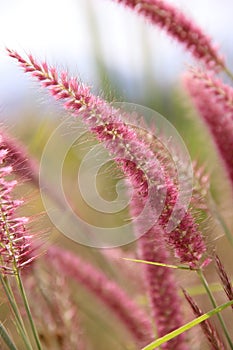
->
1, 0, 233, 349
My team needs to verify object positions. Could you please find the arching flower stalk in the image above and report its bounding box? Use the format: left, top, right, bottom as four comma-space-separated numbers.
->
183, 70, 233, 189
113, 0, 225, 71
8, 49, 208, 267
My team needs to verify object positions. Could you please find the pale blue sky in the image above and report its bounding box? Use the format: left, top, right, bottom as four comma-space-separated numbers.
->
1, 0, 233, 114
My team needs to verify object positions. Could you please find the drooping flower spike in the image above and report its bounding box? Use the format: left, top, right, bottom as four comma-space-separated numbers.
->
183, 70, 233, 189
113, 0, 225, 71
8, 49, 207, 268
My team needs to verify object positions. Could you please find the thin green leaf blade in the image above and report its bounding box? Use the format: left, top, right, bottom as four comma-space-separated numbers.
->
122, 258, 192, 270
142, 300, 233, 350
0, 322, 18, 350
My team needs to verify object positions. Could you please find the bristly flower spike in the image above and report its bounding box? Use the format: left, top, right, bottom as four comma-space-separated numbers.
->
113, 0, 225, 71
215, 254, 233, 309
8, 49, 208, 268
0, 139, 34, 275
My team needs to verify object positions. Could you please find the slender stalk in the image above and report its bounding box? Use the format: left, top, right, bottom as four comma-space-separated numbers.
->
15, 272, 42, 350
197, 269, 233, 349
0, 276, 32, 350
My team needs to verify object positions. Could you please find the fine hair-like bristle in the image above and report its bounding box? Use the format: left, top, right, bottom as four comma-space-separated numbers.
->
183, 288, 226, 350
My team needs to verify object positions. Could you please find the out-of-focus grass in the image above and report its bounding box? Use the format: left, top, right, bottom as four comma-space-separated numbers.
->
1, 2, 233, 348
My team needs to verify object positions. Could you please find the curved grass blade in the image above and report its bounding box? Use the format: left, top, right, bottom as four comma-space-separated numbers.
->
142, 300, 233, 350
0, 322, 18, 350
122, 258, 193, 270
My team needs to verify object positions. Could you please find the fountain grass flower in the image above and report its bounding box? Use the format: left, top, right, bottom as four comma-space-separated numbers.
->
0, 141, 34, 275
45, 245, 153, 347
8, 49, 207, 267
183, 70, 233, 189
113, 0, 225, 71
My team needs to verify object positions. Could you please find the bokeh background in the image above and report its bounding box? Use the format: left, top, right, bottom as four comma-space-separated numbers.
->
1, 1, 233, 349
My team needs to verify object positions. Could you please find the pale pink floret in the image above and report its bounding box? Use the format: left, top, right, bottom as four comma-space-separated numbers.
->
183, 71, 233, 188
0, 130, 39, 186
0, 143, 34, 274
113, 0, 225, 71
8, 49, 207, 268
46, 245, 153, 346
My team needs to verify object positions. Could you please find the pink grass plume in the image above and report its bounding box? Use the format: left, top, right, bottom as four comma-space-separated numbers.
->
0, 138, 35, 275
113, 0, 225, 71
183, 70, 233, 189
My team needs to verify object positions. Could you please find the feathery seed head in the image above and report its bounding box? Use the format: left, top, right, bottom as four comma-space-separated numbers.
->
0, 141, 35, 275
8, 49, 208, 267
